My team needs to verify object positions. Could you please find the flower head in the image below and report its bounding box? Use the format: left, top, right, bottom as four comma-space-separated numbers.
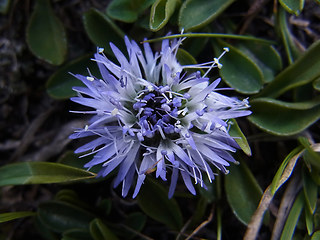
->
70, 36, 251, 198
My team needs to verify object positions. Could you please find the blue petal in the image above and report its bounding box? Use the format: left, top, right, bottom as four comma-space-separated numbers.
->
181, 168, 196, 195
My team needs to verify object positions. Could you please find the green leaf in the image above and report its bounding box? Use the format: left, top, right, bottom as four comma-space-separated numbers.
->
305, 206, 314, 235
248, 98, 320, 135
0, 162, 96, 187
62, 229, 93, 240
225, 160, 263, 225
178, 0, 234, 31
83, 8, 125, 55
300, 137, 320, 170
149, 0, 179, 31
280, 193, 304, 240
236, 42, 282, 83
228, 119, 251, 156
124, 212, 147, 239
107, 0, 155, 23
176, 48, 197, 66
212, 40, 264, 94
260, 38, 320, 99
303, 169, 318, 214
0, 211, 36, 223
34, 215, 59, 240
313, 78, 320, 91
137, 177, 183, 230
57, 151, 100, 174
312, 231, 320, 240
280, 0, 305, 15
55, 189, 94, 213
38, 201, 95, 233
270, 146, 304, 195
0, 0, 11, 14
90, 219, 119, 240
26, 0, 67, 65
46, 54, 99, 99
276, 7, 302, 64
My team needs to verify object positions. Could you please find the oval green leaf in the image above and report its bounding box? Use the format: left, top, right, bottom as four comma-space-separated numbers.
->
90, 218, 119, 240
228, 119, 251, 156
225, 160, 263, 225
213, 40, 264, 94
248, 98, 320, 135
26, 0, 67, 65
149, 0, 179, 31
259, 41, 320, 99
137, 177, 183, 230
0, 211, 36, 223
0, 162, 96, 187
83, 8, 125, 55
46, 54, 99, 99
107, 0, 155, 23
179, 0, 234, 31
38, 201, 95, 233
280, 192, 304, 240
280, 0, 305, 15
236, 42, 282, 83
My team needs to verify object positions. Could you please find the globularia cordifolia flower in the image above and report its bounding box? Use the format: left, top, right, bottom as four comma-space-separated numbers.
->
70, 36, 251, 198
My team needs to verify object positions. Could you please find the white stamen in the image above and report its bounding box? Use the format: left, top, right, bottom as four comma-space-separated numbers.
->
157, 125, 166, 140
111, 108, 119, 116
86, 76, 94, 81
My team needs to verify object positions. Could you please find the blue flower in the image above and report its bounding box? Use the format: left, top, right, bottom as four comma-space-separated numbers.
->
70, 36, 251, 198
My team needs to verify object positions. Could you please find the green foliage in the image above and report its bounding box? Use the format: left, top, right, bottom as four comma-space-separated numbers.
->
46, 55, 99, 99
277, 7, 303, 63
235, 42, 282, 83
213, 39, 264, 94
178, 0, 234, 31
0, 162, 96, 186
38, 201, 95, 233
228, 119, 252, 156
280, 193, 304, 240
258, 40, 320, 98
248, 98, 320, 135
225, 160, 264, 225
26, 0, 67, 65
149, 0, 179, 31
137, 177, 183, 230
107, 0, 155, 23
280, 0, 305, 15
83, 9, 125, 55
90, 219, 119, 240
3, 0, 320, 239
0, 211, 36, 223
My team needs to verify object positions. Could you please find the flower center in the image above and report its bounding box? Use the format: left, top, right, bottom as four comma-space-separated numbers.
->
132, 85, 189, 141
